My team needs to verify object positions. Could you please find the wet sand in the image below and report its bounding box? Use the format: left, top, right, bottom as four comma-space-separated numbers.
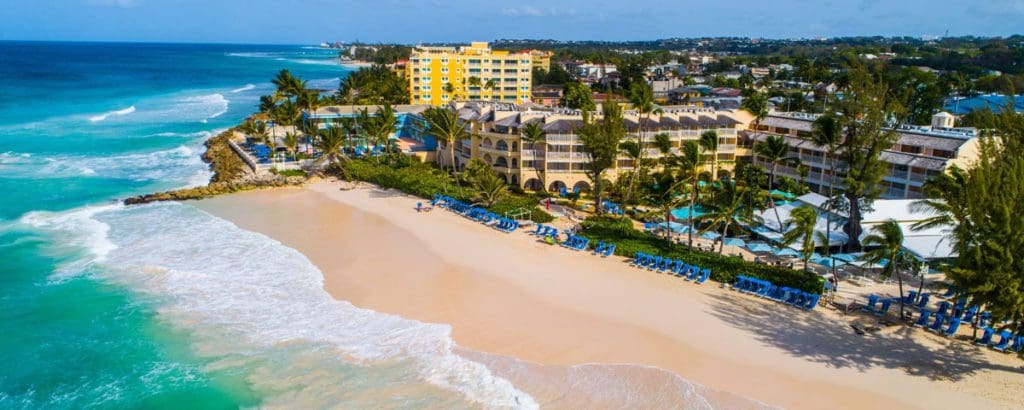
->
196, 180, 1023, 409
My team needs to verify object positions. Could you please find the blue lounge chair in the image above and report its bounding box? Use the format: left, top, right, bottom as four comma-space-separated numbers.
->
875, 299, 892, 316
904, 290, 919, 305
863, 294, 880, 312
733, 275, 749, 291
1010, 336, 1024, 353
631, 252, 645, 266
915, 293, 931, 308
961, 306, 978, 323
991, 331, 1014, 352
657, 258, 671, 273
927, 313, 946, 332
531, 224, 545, 235
943, 318, 962, 337
686, 265, 701, 281
975, 327, 995, 345
648, 256, 663, 270
913, 310, 932, 327
592, 242, 606, 254
695, 269, 710, 284
602, 244, 615, 257
936, 301, 951, 317
560, 187, 568, 197
670, 259, 683, 275
804, 294, 820, 310
979, 311, 992, 328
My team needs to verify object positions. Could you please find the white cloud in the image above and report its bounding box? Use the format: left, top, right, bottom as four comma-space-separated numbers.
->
501, 5, 576, 17
87, 0, 137, 8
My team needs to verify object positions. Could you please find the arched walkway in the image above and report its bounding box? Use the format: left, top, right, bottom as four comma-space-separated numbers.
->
572, 181, 592, 193
481, 138, 494, 149
495, 140, 509, 151
524, 178, 543, 191
548, 180, 567, 192
494, 157, 509, 167
482, 153, 494, 164
511, 175, 519, 185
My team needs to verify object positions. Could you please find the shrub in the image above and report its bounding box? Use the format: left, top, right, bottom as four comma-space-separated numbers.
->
331, 157, 554, 223
580, 216, 824, 294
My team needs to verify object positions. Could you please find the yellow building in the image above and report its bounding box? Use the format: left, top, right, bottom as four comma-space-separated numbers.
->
406, 42, 533, 106
529, 50, 552, 72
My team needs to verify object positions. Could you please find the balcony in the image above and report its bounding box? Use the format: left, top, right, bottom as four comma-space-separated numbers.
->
521, 149, 542, 160
546, 135, 579, 144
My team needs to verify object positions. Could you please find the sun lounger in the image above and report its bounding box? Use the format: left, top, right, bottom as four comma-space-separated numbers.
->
936, 301, 951, 317
647, 256, 663, 270
804, 294, 820, 310
975, 327, 995, 345
914, 293, 931, 308
904, 290, 919, 305
942, 318, 961, 337
656, 258, 670, 272
592, 242, 606, 254
991, 330, 1014, 352
531, 224, 545, 235
602, 244, 615, 257
961, 306, 978, 323
978, 311, 991, 328
913, 310, 932, 327
862, 294, 880, 312
695, 269, 710, 284
631, 252, 646, 266
875, 298, 892, 316
685, 265, 700, 280
927, 313, 946, 332
1010, 336, 1024, 353
670, 259, 683, 275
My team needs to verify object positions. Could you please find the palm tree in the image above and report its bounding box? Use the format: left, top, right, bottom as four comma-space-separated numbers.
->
467, 76, 482, 89
282, 132, 299, 161
618, 140, 642, 200
646, 167, 688, 240
626, 82, 661, 204
781, 205, 820, 271
520, 122, 547, 193
863, 220, 913, 319
697, 181, 748, 254
444, 82, 456, 101
376, 102, 399, 154
699, 130, 719, 181
484, 79, 497, 100
678, 140, 704, 248
315, 126, 349, 165
811, 111, 842, 273
754, 134, 791, 229
259, 95, 278, 115
742, 91, 769, 130
424, 107, 470, 190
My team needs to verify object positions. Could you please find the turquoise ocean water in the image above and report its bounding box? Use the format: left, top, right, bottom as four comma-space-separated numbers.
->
0, 42, 765, 409
0, 42, 535, 409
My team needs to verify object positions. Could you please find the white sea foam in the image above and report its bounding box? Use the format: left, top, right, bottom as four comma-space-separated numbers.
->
25, 203, 538, 408
88, 106, 136, 123
177, 94, 229, 123
2, 141, 211, 185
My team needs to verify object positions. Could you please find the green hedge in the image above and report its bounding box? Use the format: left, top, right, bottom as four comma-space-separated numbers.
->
580, 216, 824, 294
331, 157, 554, 223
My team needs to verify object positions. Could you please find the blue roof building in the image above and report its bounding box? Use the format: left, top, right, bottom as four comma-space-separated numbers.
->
944, 94, 1024, 115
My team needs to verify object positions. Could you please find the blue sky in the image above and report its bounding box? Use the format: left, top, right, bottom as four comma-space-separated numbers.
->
2, 0, 1022, 44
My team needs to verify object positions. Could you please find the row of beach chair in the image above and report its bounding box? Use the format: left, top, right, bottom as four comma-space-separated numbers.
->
431, 195, 519, 233
733, 275, 819, 310
591, 242, 616, 257
561, 235, 590, 251
630, 252, 710, 283
974, 327, 1024, 353
913, 310, 963, 337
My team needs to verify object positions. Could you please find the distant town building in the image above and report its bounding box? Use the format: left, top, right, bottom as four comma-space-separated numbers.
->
406, 42, 533, 106
531, 84, 563, 107
529, 50, 553, 72
944, 94, 1024, 115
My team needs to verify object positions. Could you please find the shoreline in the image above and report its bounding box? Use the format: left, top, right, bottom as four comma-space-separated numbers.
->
195, 180, 1022, 409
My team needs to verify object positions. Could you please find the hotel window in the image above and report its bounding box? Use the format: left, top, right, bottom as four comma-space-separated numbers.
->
422, 58, 431, 63
520, 59, 529, 65
520, 86, 529, 91
900, 145, 923, 154
441, 59, 449, 64
441, 68, 449, 73
442, 94, 449, 100
442, 77, 449, 83
422, 76, 431, 82
422, 67, 431, 73
422, 85, 431, 91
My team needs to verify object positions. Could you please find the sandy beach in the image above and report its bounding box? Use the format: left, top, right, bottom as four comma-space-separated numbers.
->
196, 180, 1024, 409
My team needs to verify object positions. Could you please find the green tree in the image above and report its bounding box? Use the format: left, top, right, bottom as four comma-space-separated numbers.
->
424, 107, 471, 191
463, 158, 509, 207
863, 220, 913, 319
699, 130, 719, 180
563, 81, 596, 111
282, 132, 299, 161
781, 205, 820, 271
645, 167, 688, 240
578, 102, 627, 214
520, 122, 547, 193
811, 111, 843, 268
833, 65, 903, 251
678, 140, 704, 248
626, 82, 660, 204
697, 181, 750, 254
337, 64, 410, 105
742, 91, 769, 129
753, 134, 791, 228
315, 126, 349, 165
